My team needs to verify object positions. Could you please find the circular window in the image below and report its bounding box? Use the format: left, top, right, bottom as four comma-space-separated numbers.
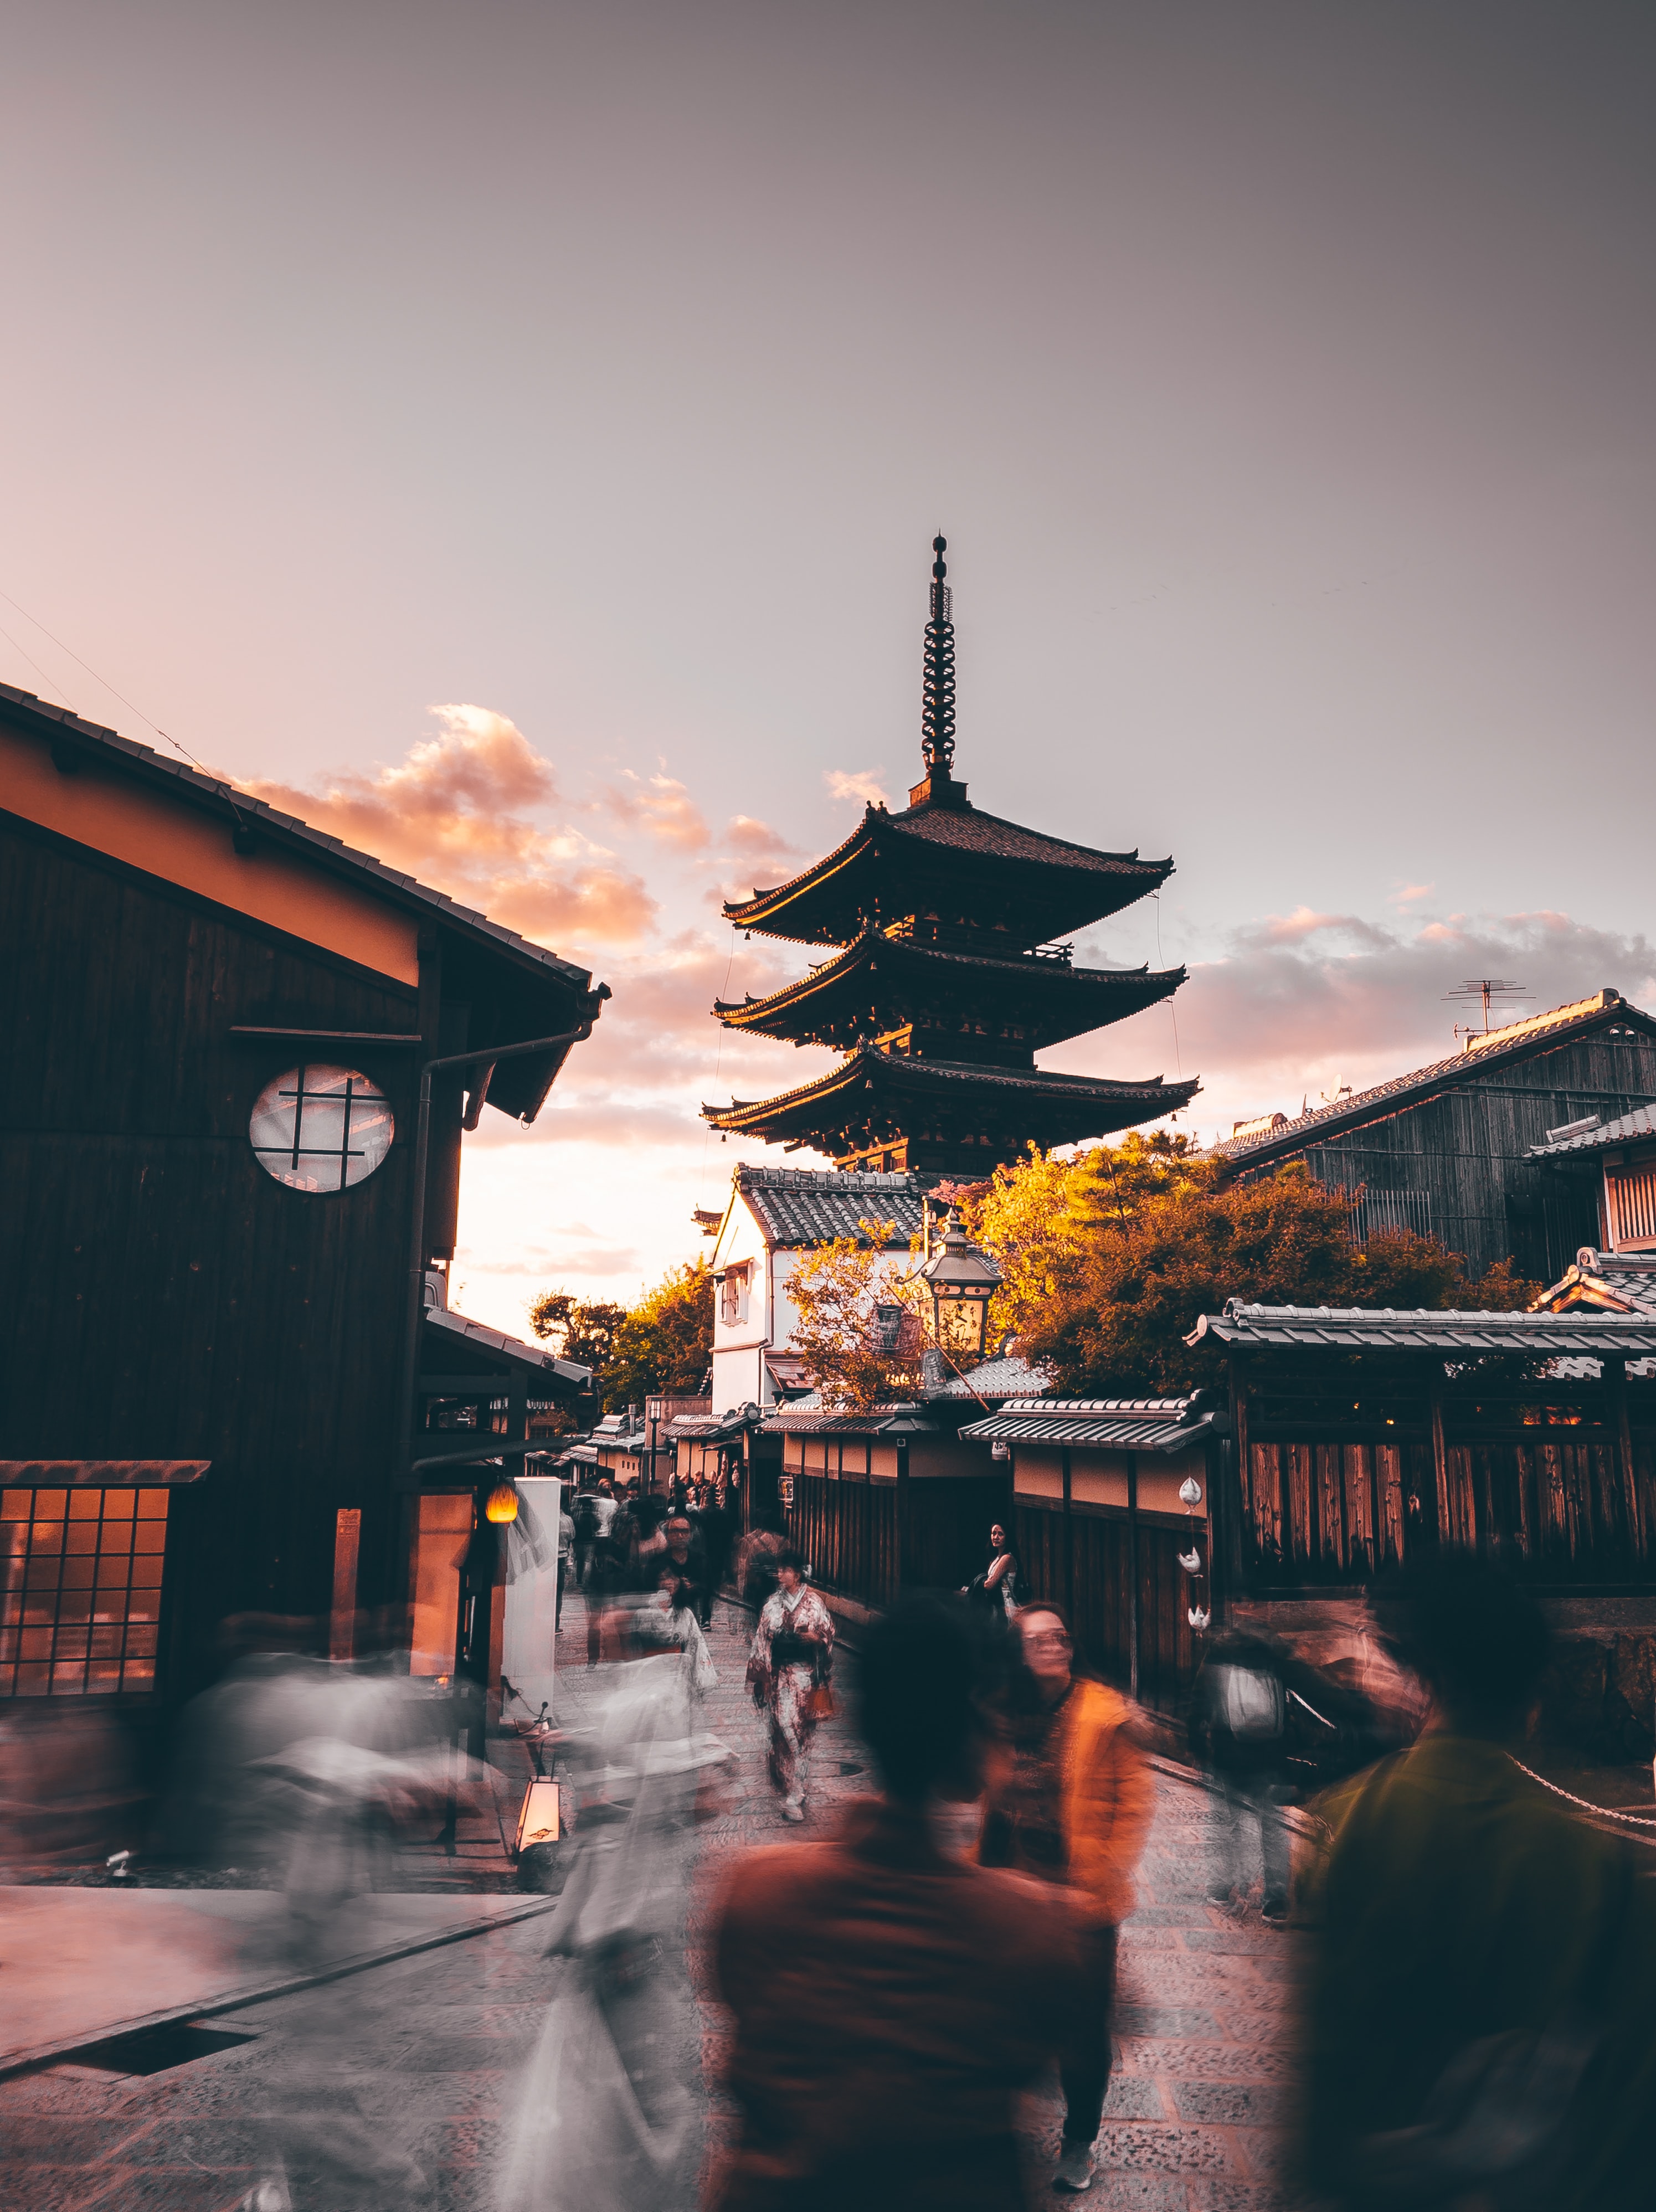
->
249, 1064, 394, 1192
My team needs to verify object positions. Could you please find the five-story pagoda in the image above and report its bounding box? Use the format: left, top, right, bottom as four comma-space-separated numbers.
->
703, 539, 1199, 1174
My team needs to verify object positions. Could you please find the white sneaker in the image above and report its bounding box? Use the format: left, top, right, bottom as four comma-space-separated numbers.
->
240, 2185, 291, 2212
1052, 2142, 1094, 2192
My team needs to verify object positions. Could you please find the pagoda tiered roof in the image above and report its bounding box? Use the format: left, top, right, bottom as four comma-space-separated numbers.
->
714, 932, 1185, 1056
704, 1045, 1198, 1170
723, 797, 1172, 948
704, 537, 1199, 1172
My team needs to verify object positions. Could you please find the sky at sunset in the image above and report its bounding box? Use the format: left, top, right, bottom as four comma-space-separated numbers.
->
6, 3, 1656, 1337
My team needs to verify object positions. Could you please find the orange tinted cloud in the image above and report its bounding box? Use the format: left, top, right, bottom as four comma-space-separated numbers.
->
238, 702, 656, 948
603, 769, 710, 850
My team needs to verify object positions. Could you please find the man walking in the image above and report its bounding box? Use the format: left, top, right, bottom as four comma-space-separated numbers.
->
711, 1596, 1090, 2211
979, 1602, 1153, 2194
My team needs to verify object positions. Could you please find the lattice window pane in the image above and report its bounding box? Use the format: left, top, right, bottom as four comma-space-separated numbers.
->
0, 1488, 170, 1700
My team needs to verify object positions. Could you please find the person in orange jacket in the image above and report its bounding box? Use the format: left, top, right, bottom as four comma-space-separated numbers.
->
979, 1601, 1154, 2194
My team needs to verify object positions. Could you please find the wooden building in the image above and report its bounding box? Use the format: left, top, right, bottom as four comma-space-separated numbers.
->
1528, 1105, 1656, 1262
706, 1165, 931, 1413
0, 684, 604, 1710
1215, 990, 1656, 1284
1186, 1302, 1656, 1601
957, 1396, 1225, 1705
704, 539, 1197, 1172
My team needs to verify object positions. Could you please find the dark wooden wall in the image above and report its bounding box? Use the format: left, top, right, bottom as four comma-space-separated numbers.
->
1285, 1030, 1656, 1282
1232, 1371, 1656, 1589
0, 816, 459, 1699
1015, 1500, 1202, 1710
784, 1466, 1011, 1608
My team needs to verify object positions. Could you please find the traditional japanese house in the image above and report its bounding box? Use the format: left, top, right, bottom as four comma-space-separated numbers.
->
0, 683, 605, 1713
703, 538, 1198, 1172
957, 1395, 1226, 1704
1528, 1105, 1656, 1268
762, 1347, 1047, 1621
1189, 1302, 1656, 1595
1215, 990, 1656, 1284
706, 1164, 931, 1413
558, 1410, 649, 1490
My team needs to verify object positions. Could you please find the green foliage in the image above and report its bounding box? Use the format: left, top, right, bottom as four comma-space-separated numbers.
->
956, 1136, 1538, 1398
603, 1261, 715, 1409
528, 1263, 713, 1415
789, 1220, 924, 1411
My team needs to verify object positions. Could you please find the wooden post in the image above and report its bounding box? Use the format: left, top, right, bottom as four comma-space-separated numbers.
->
1604, 1356, 1643, 1561
329, 1507, 362, 1662
1429, 1378, 1452, 1548
1126, 1450, 1141, 1704
896, 1439, 910, 1592
1061, 1445, 1074, 1621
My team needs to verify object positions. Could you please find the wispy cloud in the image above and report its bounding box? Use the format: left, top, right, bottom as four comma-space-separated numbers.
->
603, 768, 710, 851
238, 702, 657, 948
824, 767, 890, 807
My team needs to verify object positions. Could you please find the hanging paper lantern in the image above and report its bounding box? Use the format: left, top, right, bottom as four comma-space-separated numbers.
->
1178, 1476, 1203, 1508
486, 1482, 520, 1525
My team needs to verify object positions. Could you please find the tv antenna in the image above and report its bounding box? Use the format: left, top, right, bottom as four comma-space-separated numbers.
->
1443, 978, 1530, 1041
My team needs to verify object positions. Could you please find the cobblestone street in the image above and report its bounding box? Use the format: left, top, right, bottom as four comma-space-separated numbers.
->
1, 1594, 1299, 2209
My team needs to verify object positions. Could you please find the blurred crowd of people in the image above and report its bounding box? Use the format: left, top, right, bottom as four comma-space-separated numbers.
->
7, 1477, 1655, 2212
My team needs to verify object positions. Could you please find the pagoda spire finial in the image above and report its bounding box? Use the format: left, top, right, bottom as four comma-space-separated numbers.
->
920, 533, 956, 779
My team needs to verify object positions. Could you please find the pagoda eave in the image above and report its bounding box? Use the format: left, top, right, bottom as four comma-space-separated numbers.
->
723, 801, 1175, 948
702, 1049, 1200, 1154
713, 933, 1186, 1050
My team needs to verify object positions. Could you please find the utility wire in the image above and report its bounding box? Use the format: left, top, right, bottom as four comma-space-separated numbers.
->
0, 585, 252, 826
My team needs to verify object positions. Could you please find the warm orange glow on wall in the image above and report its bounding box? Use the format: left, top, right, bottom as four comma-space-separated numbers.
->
1, 723, 420, 985
486, 1483, 520, 1524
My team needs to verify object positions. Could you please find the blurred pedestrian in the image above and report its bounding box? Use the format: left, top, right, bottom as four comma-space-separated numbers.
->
554, 1493, 574, 1629
1297, 1557, 1656, 2210
1188, 1628, 1294, 1922
745, 1550, 834, 1822
961, 1520, 1022, 1619
978, 1601, 1153, 2194
735, 1505, 786, 1607
691, 1482, 732, 1629
661, 1513, 707, 1620
570, 1484, 599, 1589
711, 1594, 1089, 2211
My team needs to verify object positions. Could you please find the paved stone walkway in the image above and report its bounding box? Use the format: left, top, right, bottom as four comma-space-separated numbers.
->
0, 1592, 1299, 2209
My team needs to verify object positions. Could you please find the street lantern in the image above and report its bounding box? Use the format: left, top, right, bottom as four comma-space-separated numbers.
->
486, 1481, 520, 1524
917, 1211, 1004, 1364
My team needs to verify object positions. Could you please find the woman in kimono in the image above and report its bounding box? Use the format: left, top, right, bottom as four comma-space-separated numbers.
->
746, 1549, 835, 1822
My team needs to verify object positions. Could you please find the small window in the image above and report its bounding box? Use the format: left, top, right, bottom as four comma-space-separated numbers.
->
1, 1486, 170, 1697
250, 1065, 394, 1193
719, 1264, 750, 1326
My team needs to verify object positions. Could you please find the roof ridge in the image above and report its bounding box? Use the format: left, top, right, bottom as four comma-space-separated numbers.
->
0, 680, 594, 990
1216, 988, 1648, 1161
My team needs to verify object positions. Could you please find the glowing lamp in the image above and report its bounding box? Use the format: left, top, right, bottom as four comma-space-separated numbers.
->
514, 1774, 562, 1855
918, 1212, 1004, 1364
486, 1482, 520, 1525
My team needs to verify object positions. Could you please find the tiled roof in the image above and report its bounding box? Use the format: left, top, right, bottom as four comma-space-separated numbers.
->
1529, 1104, 1656, 1158
958, 1395, 1218, 1451
2, 682, 595, 992
763, 1401, 943, 1434
934, 1352, 1051, 1398
1212, 990, 1653, 1164
733, 1164, 933, 1248
1534, 1252, 1656, 1320
1186, 1302, 1656, 1356
425, 1306, 592, 1390
707, 1050, 1199, 1131
886, 803, 1171, 880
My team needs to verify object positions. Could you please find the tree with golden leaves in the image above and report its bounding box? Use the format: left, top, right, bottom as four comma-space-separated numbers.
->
787, 1219, 927, 1411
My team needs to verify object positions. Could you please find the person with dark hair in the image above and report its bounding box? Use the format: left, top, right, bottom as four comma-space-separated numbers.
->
978, 1600, 1153, 2193
735, 1504, 787, 1607
1298, 1555, 1656, 2209
710, 1595, 1090, 2211
745, 1549, 834, 1821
